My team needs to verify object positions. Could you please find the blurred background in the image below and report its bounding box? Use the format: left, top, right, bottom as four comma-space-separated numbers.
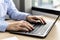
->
13, 0, 60, 13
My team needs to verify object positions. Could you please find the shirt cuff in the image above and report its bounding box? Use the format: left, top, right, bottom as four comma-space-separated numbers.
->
0, 21, 9, 32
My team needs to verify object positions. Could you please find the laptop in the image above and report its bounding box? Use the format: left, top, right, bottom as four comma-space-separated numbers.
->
9, 14, 58, 38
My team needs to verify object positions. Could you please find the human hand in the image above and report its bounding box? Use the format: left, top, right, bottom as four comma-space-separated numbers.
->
6, 20, 34, 32
26, 16, 46, 24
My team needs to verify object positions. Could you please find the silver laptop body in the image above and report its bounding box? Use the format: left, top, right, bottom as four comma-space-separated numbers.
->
8, 9, 59, 37
10, 15, 58, 38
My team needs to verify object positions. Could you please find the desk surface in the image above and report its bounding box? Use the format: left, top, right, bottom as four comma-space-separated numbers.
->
0, 15, 60, 40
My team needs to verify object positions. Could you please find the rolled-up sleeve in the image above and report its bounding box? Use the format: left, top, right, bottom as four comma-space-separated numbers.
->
0, 20, 9, 32
7, 0, 30, 20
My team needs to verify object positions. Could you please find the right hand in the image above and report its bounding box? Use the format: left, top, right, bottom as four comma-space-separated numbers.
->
6, 20, 34, 32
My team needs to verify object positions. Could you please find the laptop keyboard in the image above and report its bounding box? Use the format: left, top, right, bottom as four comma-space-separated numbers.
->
29, 24, 42, 33
14, 20, 55, 36
26, 21, 53, 35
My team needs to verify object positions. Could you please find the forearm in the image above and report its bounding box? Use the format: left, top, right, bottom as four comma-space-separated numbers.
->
7, 0, 30, 20
10, 12, 30, 20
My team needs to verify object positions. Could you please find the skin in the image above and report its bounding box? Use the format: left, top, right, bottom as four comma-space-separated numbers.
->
6, 16, 46, 32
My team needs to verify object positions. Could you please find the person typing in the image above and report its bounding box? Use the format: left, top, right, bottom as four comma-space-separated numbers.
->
0, 0, 46, 32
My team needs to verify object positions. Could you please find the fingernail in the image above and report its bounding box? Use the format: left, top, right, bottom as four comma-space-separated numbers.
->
43, 21, 46, 24
43, 22, 44, 24
30, 29, 32, 31
32, 27, 34, 29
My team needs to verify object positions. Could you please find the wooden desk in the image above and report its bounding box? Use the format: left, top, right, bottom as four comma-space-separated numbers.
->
0, 15, 60, 40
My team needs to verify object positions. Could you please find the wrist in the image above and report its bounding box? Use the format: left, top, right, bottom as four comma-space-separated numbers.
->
26, 15, 29, 21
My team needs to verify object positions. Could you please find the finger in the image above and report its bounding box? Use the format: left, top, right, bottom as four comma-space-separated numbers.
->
30, 19, 38, 23
39, 18, 45, 24
25, 24, 33, 31
33, 16, 40, 20
19, 27, 29, 32
25, 22, 34, 29
35, 17, 44, 24
15, 25, 29, 32
16, 21, 32, 31
41, 18, 46, 24
32, 16, 45, 24
23, 23, 33, 31
32, 16, 42, 23
27, 24, 34, 30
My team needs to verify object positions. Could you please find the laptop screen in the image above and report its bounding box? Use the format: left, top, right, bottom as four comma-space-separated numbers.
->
32, 7, 60, 15
32, 0, 60, 15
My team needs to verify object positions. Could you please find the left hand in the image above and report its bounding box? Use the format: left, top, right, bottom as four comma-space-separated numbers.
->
26, 16, 46, 24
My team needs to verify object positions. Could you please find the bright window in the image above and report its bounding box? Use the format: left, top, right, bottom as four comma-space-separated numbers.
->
32, 0, 60, 9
